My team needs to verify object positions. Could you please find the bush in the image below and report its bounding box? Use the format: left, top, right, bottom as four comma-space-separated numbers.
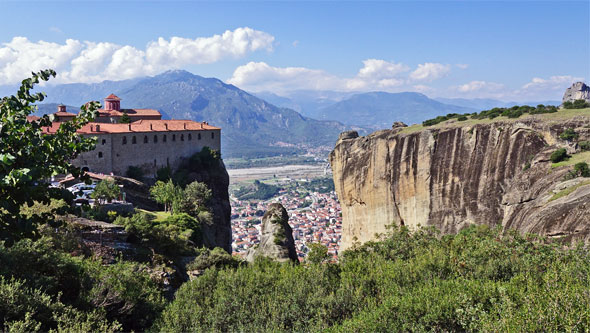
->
579, 141, 590, 151
457, 116, 468, 121
0, 238, 162, 332
126, 166, 144, 181
187, 247, 243, 271
114, 211, 201, 256
573, 162, 590, 177
559, 128, 579, 141
550, 148, 569, 163
155, 166, 172, 182
564, 99, 590, 109
155, 225, 590, 332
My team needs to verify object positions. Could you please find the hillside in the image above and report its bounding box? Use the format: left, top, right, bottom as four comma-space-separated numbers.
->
331, 108, 590, 250
316, 91, 476, 128
30, 71, 350, 158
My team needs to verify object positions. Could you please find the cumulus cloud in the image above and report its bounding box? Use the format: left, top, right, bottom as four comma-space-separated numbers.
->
456, 80, 504, 93
409, 62, 451, 82
228, 59, 448, 93
520, 75, 584, 93
0, 27, 274, 84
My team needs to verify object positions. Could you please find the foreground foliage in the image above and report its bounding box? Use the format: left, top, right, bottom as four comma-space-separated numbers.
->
156, 225, 590, 332
0, 237, 164, 332
0, 70, 99, 242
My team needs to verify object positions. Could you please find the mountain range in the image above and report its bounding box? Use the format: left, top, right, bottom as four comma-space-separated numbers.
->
25, 71, 350, 158
0, 70, 561, 158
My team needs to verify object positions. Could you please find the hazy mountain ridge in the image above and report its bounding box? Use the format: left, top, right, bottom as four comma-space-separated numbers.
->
20, 70, 350, 158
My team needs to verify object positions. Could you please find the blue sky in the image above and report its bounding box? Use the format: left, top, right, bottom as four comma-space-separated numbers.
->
0, 1, 588, 101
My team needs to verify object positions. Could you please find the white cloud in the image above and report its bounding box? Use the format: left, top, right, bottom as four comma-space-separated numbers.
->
456, 63, 469, 69
456, 80, 504, 93
49, 26, 62, 34
228, 59, 439, 93
409, 62, 451, 82
0, 27, 274, 84
292, 40, 299, 47
520, 75, 583, 93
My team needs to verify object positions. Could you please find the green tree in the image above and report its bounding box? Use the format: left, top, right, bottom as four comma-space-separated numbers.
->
574, 162, 590, 177
177, 181, 212, 215
0, 70, 99, 241
118, 112, 131, 123
550, 148, 568, 163
125, 165, 144, 181
91, 178, 121, 204
306, 243, 329, 264
150, 180, 179, 213
559, 128, 578, 141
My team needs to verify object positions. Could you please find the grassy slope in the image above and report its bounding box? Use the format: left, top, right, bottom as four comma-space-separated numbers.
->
399, 107, 590, 135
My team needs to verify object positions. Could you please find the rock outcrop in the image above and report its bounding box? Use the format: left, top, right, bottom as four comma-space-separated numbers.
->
563, 82, 590, 104
184, 159, 232, 253
330, 115, 590, 250
246, 203, 298, 263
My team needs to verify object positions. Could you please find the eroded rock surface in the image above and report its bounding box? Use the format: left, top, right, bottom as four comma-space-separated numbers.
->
563, 82, 590, 104
330, 116, 590, 250
246, 203, 298, 263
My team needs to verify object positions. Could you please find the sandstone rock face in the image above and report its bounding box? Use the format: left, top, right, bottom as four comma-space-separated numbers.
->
330, 117, 590, 250
185, 159, 232, 253
563, 82, 590, 104
246, 203, 298, 263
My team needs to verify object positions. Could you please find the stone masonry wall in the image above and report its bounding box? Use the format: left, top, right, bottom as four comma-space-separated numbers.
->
73, 129, 221, 176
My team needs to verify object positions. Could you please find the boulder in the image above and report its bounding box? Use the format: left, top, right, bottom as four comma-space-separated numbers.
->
562, 82, 590, 104
246, 203, 298, 263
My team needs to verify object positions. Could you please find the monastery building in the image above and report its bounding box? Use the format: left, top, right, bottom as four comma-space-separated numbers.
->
43, 94, 220, 176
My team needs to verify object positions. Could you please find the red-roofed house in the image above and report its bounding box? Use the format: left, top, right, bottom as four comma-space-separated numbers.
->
40, 94, 221, 175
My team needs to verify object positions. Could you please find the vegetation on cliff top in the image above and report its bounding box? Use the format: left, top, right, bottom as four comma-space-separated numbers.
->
155, 224, 590, 332
401, 107, 590, 134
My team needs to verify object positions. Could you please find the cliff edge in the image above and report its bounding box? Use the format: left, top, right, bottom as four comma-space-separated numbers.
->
331, 110, 590, 250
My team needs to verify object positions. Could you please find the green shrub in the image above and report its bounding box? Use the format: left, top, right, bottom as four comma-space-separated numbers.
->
579, 141, 590, 151
564, 99, 590, 109
187, 247, 243, 271
155, 225, 590, 332
559, 128, 579, 141
574, 162, 590, 177
126, 166, 144, 181
156, 166, 172, 181
457, 116, 468, 121
550, 148, 569, 163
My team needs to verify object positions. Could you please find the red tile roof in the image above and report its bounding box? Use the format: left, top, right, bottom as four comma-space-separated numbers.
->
97, 108, 161, 117
55, 111, 77, 117
105, 94, 121, 100
42, 119, 220, 134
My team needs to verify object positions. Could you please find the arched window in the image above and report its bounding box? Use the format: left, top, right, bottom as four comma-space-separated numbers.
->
198, 133, 201, 140
163, 134, 167, 142
154, 135, 158, 143
181, 134, 184, 141
172, 134, 176, 142
211, 132, 214, 139
122, 136, 127, 145
132, 136, 137, 144
188, 133, 192, 140
98, 152, 103, 158
144, 136, 148, 144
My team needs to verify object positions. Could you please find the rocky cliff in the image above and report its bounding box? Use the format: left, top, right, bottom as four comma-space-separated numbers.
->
331, 113, 590, 250
563, 82, 590, 104
246, 203, 299, 263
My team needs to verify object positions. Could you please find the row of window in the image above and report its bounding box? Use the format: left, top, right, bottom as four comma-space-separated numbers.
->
120, 132, 214, 145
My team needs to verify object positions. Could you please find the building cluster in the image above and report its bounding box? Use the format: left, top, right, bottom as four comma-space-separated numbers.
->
230, 185, 342, 261
32, 94, 221, 176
